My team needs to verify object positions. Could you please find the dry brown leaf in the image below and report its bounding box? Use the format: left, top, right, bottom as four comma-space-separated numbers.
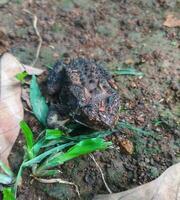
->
163, 14, 180, 27
0, 53, 24, 165
21, 89, 31, 109
94, 163, 180, 200
0, 53, 44, 166
119, 139, 134, 155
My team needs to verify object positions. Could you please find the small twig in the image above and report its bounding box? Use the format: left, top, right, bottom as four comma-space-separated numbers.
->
23, 107, 34, 114
90, 154, 112, 194
34, 177, 80, 198
23, 9, 42, 67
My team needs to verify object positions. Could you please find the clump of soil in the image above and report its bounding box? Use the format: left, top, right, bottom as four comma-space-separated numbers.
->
1, 0, 179, 199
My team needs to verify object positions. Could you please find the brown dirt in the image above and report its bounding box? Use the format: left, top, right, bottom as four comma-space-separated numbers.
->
0, 0, 179, 199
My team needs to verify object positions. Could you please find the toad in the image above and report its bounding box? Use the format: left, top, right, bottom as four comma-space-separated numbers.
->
46, 58, 120, 130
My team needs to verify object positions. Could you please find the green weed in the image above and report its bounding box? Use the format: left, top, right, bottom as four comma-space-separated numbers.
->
30, 76, 49, 125
112, 68, 144, 76
0, 161, 14, 185
0, 161, 15, 200
2, 188, 15, 200
15, 71, 28, 83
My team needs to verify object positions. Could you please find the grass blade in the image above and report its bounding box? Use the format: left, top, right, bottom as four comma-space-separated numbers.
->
20, 120, 34, 159
41, 140, 64, 148
61, 129, 113, 142
2, 188, 15, 200
14, 162, 24, 196
30, 75, 48, 125
32, 137, 45, 156
23, 142, 74, 167
34, 169, 61, 177
0, 174, 13, 185
42, 138, 112, 169
113, 68, 144, 76
45, 129, 64, 140
0, 160, 13, 177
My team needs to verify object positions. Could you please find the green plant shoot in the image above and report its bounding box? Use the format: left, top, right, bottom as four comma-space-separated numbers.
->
20, 120, 34, 159
30, 75, 48, 126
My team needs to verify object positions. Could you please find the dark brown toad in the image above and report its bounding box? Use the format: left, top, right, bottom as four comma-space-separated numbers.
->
46, 58, 120, 130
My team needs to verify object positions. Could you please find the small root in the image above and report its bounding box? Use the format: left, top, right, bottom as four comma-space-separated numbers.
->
90, 153, 112, 194
34, 177, 80, 198
23, 9, 42, 67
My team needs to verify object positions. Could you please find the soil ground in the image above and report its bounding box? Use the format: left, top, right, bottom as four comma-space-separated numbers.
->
0, 0, 180, 199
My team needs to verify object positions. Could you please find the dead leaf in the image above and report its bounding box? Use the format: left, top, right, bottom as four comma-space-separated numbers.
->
21, 89, 31, 109
163, 14, 180, 27
94, 163, 180, 200
119, 139, 133, 155
0, 53, 24, 165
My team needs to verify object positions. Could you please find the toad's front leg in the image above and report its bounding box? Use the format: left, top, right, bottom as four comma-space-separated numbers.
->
46, 104, 69, 131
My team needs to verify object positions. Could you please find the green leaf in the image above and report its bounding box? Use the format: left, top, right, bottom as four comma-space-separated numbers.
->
19, 120, 34, 159
14, 163, 24, 196
60, 129, 113, 143
53, 129, 112, 147
45, 129, 64, 140
15, 71, 28, 83
152, 119, 163, 126
2, 188, 15, 200
32, 137, 45, 156
34, 169, 60, 177
0, 174, 13, 185
42, 140, 62, 148
42, 138, 112, 169
23, 142, 74, 167
30, 75, 48, 125
0, 160, 13, 177
113, 68, 144, 76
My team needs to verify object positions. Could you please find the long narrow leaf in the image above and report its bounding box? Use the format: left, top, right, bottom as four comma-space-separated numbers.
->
42, 138, 112, 169
45, 129, 64, 140
14, 162, 24, 196
19, 120, 34, 159
2, 188, 15, 200
30, 75, 48, 125
0, 160, 13, 177
42, 140, 63, 148
32, 137, 45, 156
113, 68, 144, 76
20, 121, 34, 149
0, 174, 13, 185
34, 169, 61, 177
39, 129, 113, 149
23, 142, 74, 167
61, 129, 113, 142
